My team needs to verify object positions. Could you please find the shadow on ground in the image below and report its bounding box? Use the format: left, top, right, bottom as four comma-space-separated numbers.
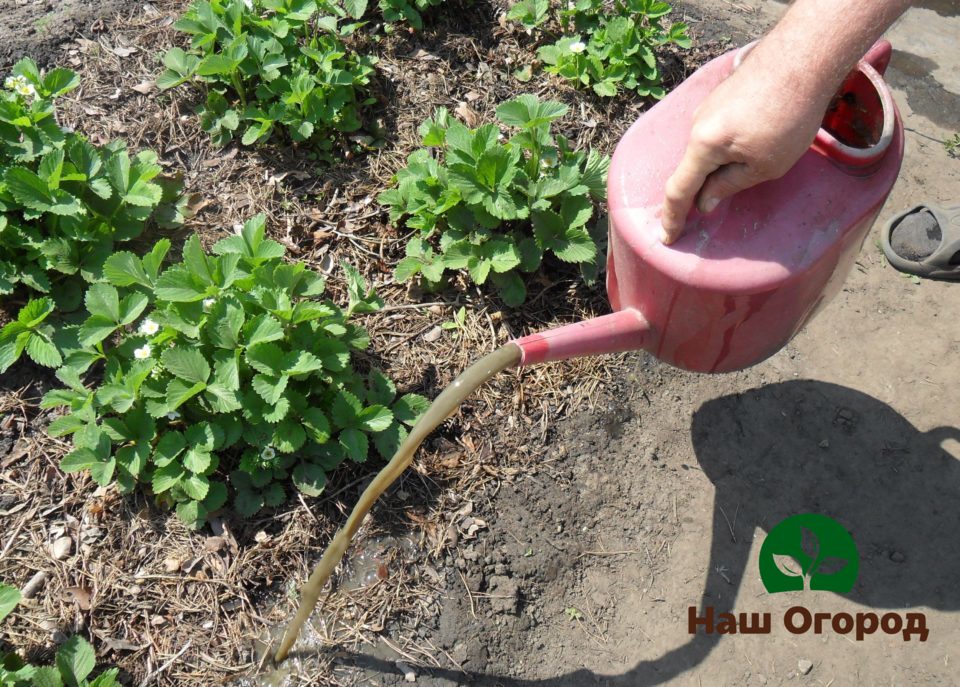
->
325, 379, 960, 685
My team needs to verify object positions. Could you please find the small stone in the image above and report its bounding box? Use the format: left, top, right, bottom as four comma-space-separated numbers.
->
51, 536, 73, 560
396, 660, 416, 682
818, 439, 829, 449
423, 326, 443, 343
163, 557, 182, 573
890, 551, 906, 563
798, 659, 813, 675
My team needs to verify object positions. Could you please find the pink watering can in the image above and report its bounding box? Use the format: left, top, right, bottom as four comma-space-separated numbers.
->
514, 40, 903, 372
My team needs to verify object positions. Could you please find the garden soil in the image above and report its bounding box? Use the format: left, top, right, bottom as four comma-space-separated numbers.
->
345, 2, 960, 686
0, 1, 959, 687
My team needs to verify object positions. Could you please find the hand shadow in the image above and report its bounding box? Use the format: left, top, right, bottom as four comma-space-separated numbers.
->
328, 379, 960, 686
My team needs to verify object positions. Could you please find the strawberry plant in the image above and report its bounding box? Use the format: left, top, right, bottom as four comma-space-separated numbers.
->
509, 0, 690, 97
379, 94, 609, 305
41, 216, 427, 528
379, 0, 444, 30
0, 59, 183, 309
1, 583, 119, 686
158, 0, 377, 151
0, 298, 61, 373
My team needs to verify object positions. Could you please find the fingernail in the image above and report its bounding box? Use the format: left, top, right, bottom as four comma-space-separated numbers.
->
702, 197, 720, 213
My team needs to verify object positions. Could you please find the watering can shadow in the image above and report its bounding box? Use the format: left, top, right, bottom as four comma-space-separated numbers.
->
321, 382, 960, 685
513, 40, 903, 375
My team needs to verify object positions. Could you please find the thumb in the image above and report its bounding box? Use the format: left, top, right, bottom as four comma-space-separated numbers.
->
696, 163, 764, 214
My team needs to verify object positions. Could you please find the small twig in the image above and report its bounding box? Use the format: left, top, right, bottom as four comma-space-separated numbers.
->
719, 505, 737, 543
456, 569, 477, 619
137, 640, 192, 687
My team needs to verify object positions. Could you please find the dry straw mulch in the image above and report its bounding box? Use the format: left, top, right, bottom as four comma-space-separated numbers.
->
0, 1, 723, 684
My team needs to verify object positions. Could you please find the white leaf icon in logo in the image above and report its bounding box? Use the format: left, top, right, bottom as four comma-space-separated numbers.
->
772, 554, 804, 578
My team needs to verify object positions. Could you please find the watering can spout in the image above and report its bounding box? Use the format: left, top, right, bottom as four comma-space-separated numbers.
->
512, 309, 651, 366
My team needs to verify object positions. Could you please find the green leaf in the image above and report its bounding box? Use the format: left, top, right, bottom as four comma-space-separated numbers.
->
176, 499, 207, 528
155, 266, 209, 302
496, 94, 568, 129
0, 583, 21, 623
152, 462, 184, 493
48, 414, 88, 437
252, 374, 288, 405
5, 167, 82, 215
89, 669, 120, 687
339, 427, 369, 462
331, 389, 362, 428
17, 298, 55, 328
25, 334, 61, 368
153, 431, 186, 467
553, 226, 596, 263
302, 408, 331, 443
245, 342, 285, 375
43, 67, 80, 97
292, 462, 327, 497
56, 635, 95, 687
78, 315, 118, 348
185, 422, 216, 452
61, 448, 102, 472
492, 271, 527, 306
357, 404, 393, 432
203, 481, 228, 512
166, 378, 207, 409
366, 369, 396, 406
119, 292, 149, 326
273, 419, 306, 453
234, 489, 264, 517
244, 314, 283, 347
182, 473, 210, 500
393, 394, 430, 425
208, 298, 245, 349
31, 666, 63, 687
484, 239, 522, 274
161, 347, 211, 384
84, 282, 121, 321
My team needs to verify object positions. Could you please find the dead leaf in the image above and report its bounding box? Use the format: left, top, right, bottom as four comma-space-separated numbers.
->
464, 90, 481, 102
423, 326, 443, 343
112, 46, 138, 57
204, 536, 225, 553
162, 557, 182, 573
455, 102, 480, 128
131, 80, 155, 94
64, 586, 92, 611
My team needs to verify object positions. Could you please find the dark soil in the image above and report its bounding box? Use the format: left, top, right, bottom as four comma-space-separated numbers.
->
0, 0, 134, 69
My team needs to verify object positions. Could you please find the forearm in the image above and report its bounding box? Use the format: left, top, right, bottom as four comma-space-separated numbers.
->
748, 0, 914, 106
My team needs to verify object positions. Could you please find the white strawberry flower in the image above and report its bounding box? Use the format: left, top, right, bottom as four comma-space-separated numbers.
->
134, 344, 152, 360
139, 318, 160, 335
569, 40, 587, 54
5, 75, 35, 98
167, 411, 181, 421
243, 0, 253, 9
233, 223, 244, 235
261, 447, 276, 460
202, 298, 215, 312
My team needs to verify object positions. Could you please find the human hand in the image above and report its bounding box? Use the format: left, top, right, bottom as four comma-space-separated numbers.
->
659, 46, 834, 244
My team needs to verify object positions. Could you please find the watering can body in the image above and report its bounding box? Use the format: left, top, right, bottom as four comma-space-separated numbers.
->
516, 41, 904, 373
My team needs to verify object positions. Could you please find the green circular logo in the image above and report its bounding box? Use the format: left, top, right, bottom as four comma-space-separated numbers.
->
759, 514, 859, 594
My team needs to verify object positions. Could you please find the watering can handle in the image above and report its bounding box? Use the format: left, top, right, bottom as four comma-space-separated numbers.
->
862, 40, 892, 76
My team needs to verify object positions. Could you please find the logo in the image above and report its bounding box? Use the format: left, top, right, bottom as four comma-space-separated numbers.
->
759, 513, 858, 593
688, 513, 928, 641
